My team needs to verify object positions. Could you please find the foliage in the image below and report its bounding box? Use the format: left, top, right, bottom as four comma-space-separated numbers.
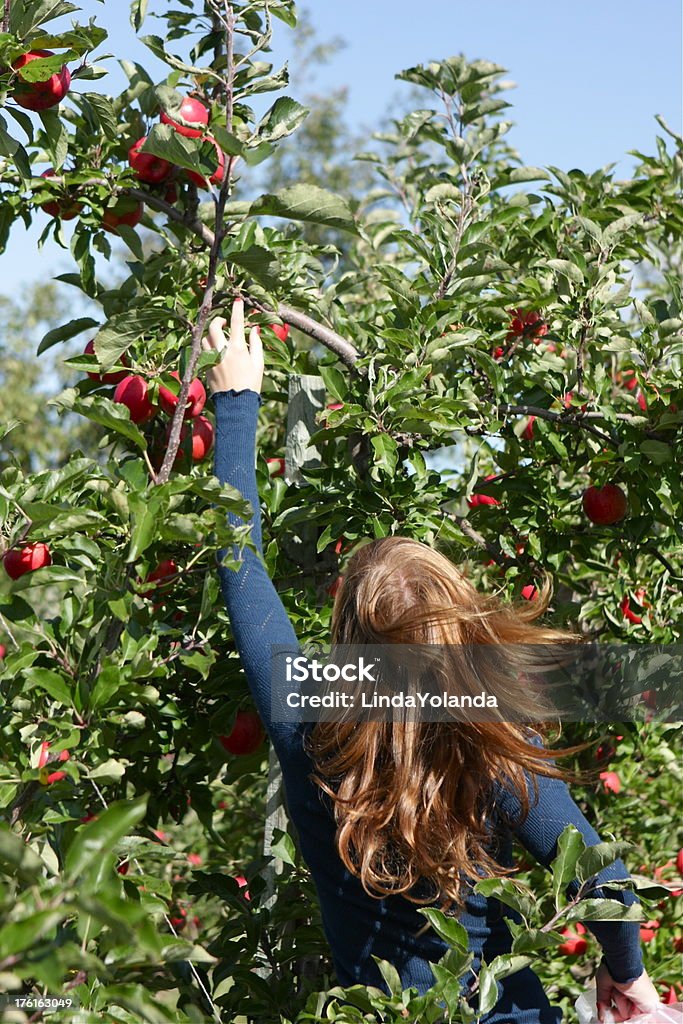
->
0, 1, 681, 1021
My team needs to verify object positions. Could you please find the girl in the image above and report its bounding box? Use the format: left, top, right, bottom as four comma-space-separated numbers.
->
203, 300, 660, 1023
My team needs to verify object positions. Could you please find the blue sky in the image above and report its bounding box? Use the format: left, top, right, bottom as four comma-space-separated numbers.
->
3, 0, 681, 294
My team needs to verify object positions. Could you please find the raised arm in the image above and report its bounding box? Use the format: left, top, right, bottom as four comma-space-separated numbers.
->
204, 302, 306, 763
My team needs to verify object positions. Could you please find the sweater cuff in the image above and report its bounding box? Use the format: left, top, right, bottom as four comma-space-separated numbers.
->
600, 954, 644, 985
212, 388, 262, 411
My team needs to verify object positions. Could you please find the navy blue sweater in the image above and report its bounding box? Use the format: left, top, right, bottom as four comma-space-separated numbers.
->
213, 389, 644, 1022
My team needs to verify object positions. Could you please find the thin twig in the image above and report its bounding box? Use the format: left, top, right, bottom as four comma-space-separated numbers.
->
2, 0, 10, 33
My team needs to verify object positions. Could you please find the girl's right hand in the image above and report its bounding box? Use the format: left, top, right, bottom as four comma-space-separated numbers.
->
202, 298, 264, 396
595, 962, 661, 1021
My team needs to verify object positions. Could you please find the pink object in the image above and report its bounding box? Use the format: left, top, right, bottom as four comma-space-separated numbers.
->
576, 986, 683, 1024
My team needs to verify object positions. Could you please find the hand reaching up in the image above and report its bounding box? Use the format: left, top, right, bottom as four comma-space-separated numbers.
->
202, 298, 264, 396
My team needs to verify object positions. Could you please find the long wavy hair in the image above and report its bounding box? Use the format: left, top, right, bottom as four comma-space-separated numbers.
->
307, 536, 585, 911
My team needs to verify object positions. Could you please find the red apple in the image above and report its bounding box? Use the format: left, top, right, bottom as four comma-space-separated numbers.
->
188, 416, 214, 461
492, 346, 505, 360
663, 986, 679, 1004
161, 96, 210, 138
158, 371, 206, 418
558, 923, 587, 956
39, 169, 82, 219
582, 484, 627, 525
328, 576, 343, 598
467, 474, 501, 508
267, 457, 285, 477
599, 771, 621, 794
234, 875, 251, 900
187, 852, 202, 867
639, 920, 660, 943
142, 559, 178, 599
12, 50, 71, 111
521, 416, 535, 441
270, 323, 290, 343
102, 196, 144, 234
117, 859, 130, 876
677, 848, 683, 874
506, 308, 548, 343
219, 710, 264, 755
521, 584, 538, 602
83, 339, 129, 385
0, 644, 5, 660
186, 137, 225, 187
169, 906, 187, 929
621, 588, 647, 625
596, 742, 615, 762
128, 136, 173, 184
45, 770, 67, 784
3, 542, 52, 580
113, 375, 155, 423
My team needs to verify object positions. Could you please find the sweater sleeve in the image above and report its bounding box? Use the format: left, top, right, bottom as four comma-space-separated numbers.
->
212, 389, 306, 762
494, 766, 644, 984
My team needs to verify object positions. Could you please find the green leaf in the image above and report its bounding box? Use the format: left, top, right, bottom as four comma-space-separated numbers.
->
24, 667, 73, 707
94, 306, 172, 365
88, 759, 128, 784
476, 963, 500, 1016
38, 317, 99, 355
489, 953, 533, 980
372, 957, 402, 997
52, 393, 148, 450
550, 825, 586, 903
371, 434, 398, 475
0, 827, 44, 882
249, 184, 358, 234
65, 797, 147, 880
640, 440, 672, 465
228, 244, 282, 291
563, 899, 643, 923
419, 907, 469, 950
254, 96, 309, 143
38, 109, 69, 169
127, 494, 164, 561
130, 0, 148, 30
576, 841, 633, 883
269, 828, 296, 866
473, 878, 536, 921
210, 125, 246, 157
13, 51, 73, 82
0, 910, 65, 959
546, 259, 584, 284
141, 123, 203, 173
319, 365, 347, 404
11, 1, 78, 35
80, 92, 119, 141
507, 166, 551, 183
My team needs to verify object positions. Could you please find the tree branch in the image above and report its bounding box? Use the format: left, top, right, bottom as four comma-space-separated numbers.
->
495, 404, 618, 448
2, 0, 10, 33
155, 6, 236, 485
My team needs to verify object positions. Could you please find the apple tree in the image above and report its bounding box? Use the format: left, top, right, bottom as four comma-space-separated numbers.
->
0, 1, 681, 1021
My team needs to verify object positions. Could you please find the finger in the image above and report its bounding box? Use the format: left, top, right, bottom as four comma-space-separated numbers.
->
248, 325, 264, 371
230, 297, 246, 349
613, 993, 632, 1021
201, 337, 211, 353
207, 317, 227, 350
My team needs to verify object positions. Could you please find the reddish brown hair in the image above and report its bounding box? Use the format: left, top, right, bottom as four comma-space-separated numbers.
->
308, 536, 584, 909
